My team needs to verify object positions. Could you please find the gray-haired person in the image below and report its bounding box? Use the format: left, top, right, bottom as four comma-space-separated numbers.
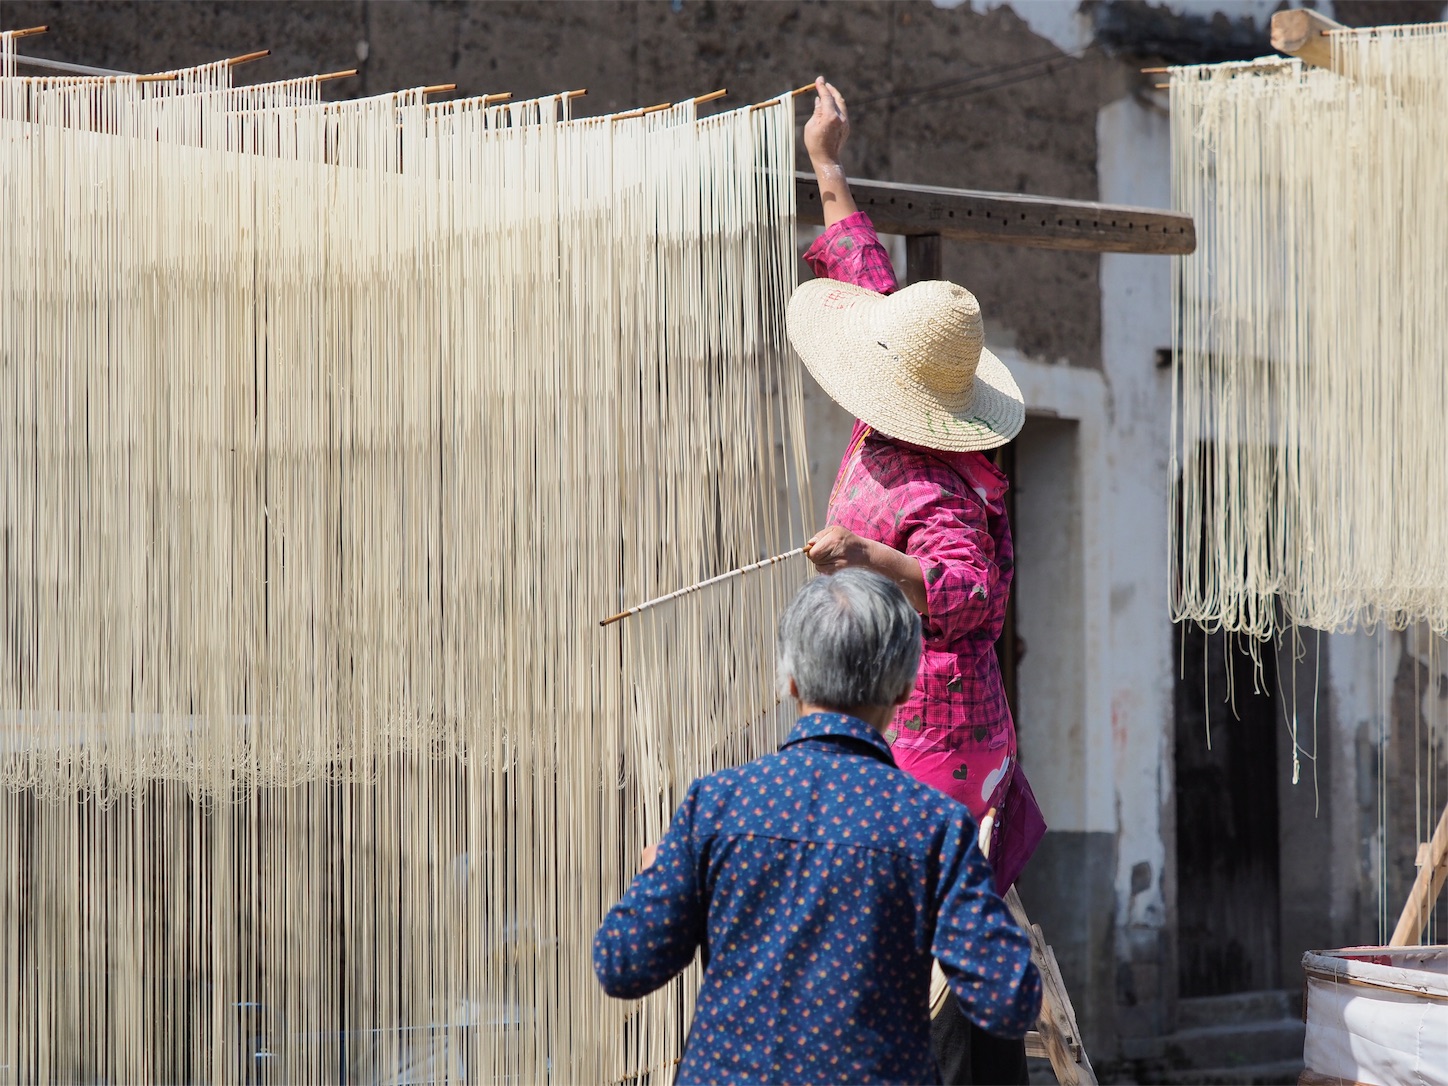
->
594, 569, 1041, 1085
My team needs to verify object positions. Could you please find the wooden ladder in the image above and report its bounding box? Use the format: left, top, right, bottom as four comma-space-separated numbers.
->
1390, 799, 1448, 946
1007, 889, 1098, 1085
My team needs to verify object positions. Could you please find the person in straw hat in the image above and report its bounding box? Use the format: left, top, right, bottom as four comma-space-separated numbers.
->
794, 77, 1041, 1086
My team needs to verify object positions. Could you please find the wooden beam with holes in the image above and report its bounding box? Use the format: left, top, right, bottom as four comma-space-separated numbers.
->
795, 172, 1196, 255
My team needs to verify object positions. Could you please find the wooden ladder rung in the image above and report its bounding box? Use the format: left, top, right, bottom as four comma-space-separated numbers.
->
1025, 1029, 1082, 1063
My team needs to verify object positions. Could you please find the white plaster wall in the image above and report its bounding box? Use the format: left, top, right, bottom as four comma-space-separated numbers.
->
1096, 94, 1177, 936
1009, 358, 1113, 835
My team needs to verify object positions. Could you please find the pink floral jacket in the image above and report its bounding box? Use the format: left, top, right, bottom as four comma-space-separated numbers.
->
803, 213, 1016, 819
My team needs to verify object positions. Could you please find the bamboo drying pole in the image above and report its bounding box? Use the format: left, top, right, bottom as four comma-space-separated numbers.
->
222, 49, 271, 68
599, 547, 810, 627
613, 100, 671, 120
749, 82, 817, 112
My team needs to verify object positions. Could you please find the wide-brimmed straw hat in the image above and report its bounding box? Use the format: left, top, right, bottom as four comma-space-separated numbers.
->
786, 278, 1025, 453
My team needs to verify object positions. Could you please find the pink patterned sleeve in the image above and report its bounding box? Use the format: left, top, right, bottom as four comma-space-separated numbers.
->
898, 479, 1001, 639
802, 211, 899, 295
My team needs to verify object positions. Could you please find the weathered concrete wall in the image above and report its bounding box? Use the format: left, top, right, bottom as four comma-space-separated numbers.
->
1096, 87, 1177, 1048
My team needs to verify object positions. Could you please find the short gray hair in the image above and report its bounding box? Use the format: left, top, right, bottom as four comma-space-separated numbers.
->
776, 569, 922, 710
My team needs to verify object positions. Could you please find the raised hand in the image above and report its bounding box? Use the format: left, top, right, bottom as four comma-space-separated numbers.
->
803, 76, 850, 168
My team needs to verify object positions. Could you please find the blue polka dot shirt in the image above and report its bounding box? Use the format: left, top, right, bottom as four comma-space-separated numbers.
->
593, 712, 1042, 1085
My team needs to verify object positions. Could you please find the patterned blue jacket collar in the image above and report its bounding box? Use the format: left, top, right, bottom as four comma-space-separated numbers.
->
781, 711, 898, 768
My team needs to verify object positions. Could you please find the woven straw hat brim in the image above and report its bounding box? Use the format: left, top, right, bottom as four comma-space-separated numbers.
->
787, 279, 1025, 453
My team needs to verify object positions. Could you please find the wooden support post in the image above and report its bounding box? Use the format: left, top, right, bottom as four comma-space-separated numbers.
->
1389, 800, 1448, 946
905, 233, 942, 285
1270, 9, 1347, 72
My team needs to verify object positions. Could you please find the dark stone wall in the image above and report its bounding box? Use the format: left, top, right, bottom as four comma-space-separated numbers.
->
1016, 829, 1116, 1059
3, 0, 1119, 366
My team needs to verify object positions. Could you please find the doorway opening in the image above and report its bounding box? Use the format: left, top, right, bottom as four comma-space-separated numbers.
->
1173, 624, 1283, 996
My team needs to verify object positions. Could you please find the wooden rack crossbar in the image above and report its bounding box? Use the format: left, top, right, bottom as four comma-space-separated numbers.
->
796, 172, 1196, 255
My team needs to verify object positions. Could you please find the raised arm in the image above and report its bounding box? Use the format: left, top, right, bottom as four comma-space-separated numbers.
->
804, 77, 859, 228
801, 80, 899, 294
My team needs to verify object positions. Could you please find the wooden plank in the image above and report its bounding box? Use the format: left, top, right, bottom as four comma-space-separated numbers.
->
1389, 800, 1448, 946
796, 172, 1196, 255
1025, 1028, 1080, 1063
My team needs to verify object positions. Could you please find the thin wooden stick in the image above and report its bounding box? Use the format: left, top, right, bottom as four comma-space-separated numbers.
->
312, 68, 358, 83
422, 83, 457, 96
482, 92, 512, 104
3, 25, 48, 39
693, 88, 727, 105
223, 49, 271, 68
1144, 59, 1291, 77
13, 72, 179, 84
565, 88, 587, 99
599, 546, 809, 627
613, 100, 671, 120
750, 82, 818, 112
